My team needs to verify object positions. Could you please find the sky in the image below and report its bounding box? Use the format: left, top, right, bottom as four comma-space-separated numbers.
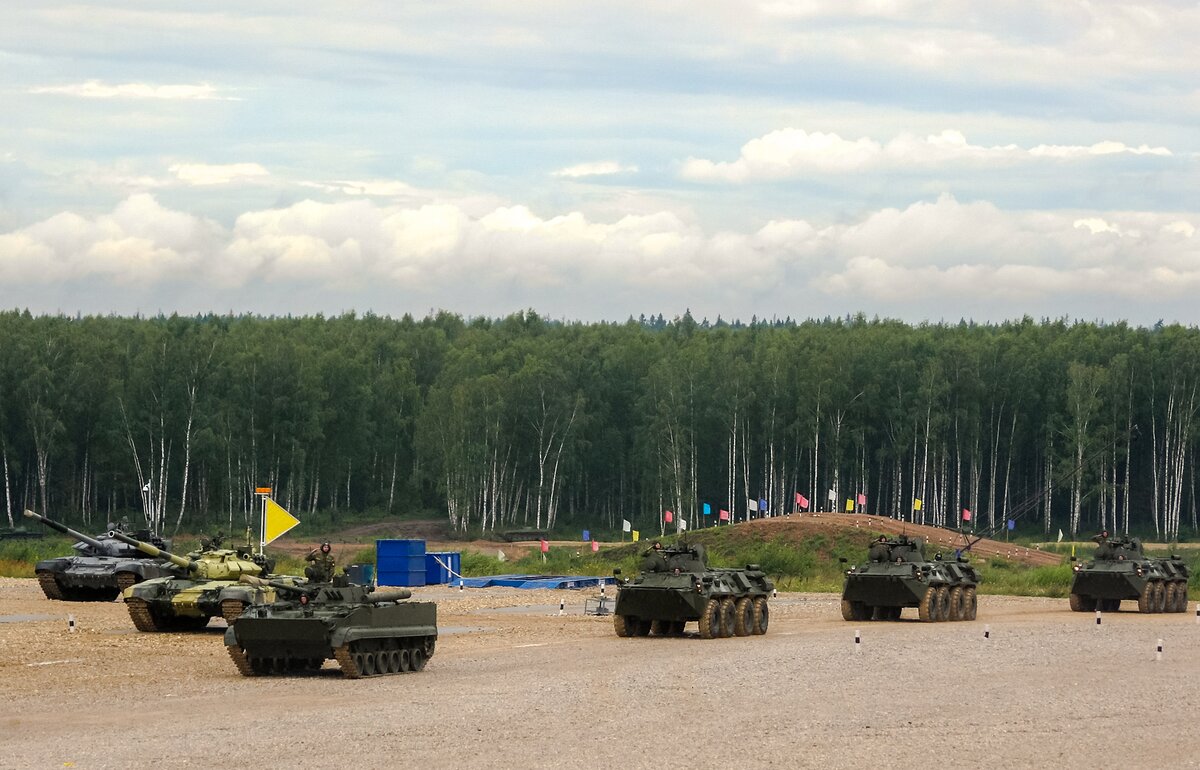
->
2, 1, 1199, 325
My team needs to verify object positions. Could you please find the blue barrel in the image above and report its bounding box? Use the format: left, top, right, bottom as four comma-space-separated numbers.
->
376, 539, 426, 586
425, 551, 462, 584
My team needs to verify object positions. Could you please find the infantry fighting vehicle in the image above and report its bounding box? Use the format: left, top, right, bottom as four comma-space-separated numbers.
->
23, 509, 174, 601
225, 574, 438, 678
0, 524, 42, 541
107, 530, 290, 631
612, 543, 772, 639
840, 535, 980, 622
1069, 533, 1191, 613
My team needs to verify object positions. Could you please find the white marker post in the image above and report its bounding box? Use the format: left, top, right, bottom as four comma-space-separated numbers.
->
1095, 609, 1102, 626
984, 624, 990, 640
67, 614, 76, 633
558, 600, 565, 617
854, 629, 861, 653
459, 578, 464, 592
1156, 638, 1163, 662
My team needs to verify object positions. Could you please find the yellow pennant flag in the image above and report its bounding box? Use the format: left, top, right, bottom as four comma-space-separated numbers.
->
632, 530, 640, 542
845, 499, 854, 512
263, 497, 300, 545
913, 498, 923, 511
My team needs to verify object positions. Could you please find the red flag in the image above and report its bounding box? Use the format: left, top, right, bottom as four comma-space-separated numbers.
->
856, 493, 866, 506
664, 509, 674, 523
719, 509, 730, 521
797, 493, 809, 510
540, 539, 549, 553
591, 539, 599, 553
962, 508, 972, 522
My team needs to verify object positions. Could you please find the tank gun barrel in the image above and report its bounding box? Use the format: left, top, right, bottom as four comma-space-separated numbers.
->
23, 510, 113, 553
106, 529, 195, 571
239, 574, 303, 593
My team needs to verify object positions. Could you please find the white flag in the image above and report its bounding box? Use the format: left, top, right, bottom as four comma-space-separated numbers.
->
827, 488, 837, 502
142, 481, 151, 493
747, 498, 759, 511
1057, 529, 1064, 543
497, 549, 507, 562
622, 519, 632, 532
680, 518, 688, 531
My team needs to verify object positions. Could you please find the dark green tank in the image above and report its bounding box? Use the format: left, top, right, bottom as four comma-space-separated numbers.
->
841, 535, 980, 622
23, 510, 174, 601
612, 543, 773, 639
1069, 533, 1191, 613
225, 574, 438, 678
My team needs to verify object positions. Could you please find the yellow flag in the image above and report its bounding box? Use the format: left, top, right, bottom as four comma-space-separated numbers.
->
845, 499, 854, 512
913, 498, 923, 511
263, 497, 300, 545
632, 530, 640, 542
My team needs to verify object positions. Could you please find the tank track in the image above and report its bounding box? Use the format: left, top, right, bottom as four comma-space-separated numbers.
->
333, 637, 436, 678
220, 599, 247, 625
115, 572, 138, 593
36, 572, 65, 600
227, 645, 258, 677
125, 597, 163, 632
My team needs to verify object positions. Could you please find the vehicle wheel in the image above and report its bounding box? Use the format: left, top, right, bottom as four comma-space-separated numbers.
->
1101, 598, 1121, 612
947, 587, 964, 621
935, 586, 951, 621
964, 587, 978, 620
752, 597, 769, 635
1137, 583, 1154, 613
699, 598, 721, 639
734, 597, 753, 636
841, 599, 856, 621
410, 646, 428, 672
1153, 581, 1167, 613
614, 614, 632, 637
1069, 593, 1096, 612
1172, 582, 1188, 612
718, 598, 736, 638
399, 648, 412, 672
633, 618, 652, 636
918, 587, 935, 622
649, 619, 665, 636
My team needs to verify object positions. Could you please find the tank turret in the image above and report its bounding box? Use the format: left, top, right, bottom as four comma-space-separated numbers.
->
107, 530, 263, 581
24, 510, 123, 556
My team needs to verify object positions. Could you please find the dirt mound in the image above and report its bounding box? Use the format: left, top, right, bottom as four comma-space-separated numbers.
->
733, 513, 1062, 566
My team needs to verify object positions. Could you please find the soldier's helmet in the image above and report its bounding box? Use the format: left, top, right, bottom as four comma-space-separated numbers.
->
320, 541, 331, 554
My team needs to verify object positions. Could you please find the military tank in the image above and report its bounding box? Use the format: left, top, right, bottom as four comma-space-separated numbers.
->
225, 574, 438, 678
23, 509, 175, 601
612, 543, 772, 639
1069, 533, 1191, 613
107, 530, 290, 631
0, 524, 43, 541
840, 535, 980, 622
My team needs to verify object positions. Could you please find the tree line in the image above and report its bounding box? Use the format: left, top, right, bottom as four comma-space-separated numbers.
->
0, 310, 1196, 540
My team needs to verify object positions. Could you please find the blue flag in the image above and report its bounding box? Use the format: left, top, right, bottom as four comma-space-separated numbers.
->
1006, 519, 1015, 531
703, 503, 712, 516
759, 498, 768, 512
582, 530, 590, 541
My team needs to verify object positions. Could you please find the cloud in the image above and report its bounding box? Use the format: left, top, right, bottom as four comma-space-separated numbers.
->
169, 163, 271, 186
551, 161, 639, 178
298, 179, 424, 197
682, 128, 1173, 182
28, 80, 231, 100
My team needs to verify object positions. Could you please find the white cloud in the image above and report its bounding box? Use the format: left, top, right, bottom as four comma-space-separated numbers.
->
552, 161, 639, 178
169, 163, 270, 186
682, 128, 1174, 182
29, 80, 231, 100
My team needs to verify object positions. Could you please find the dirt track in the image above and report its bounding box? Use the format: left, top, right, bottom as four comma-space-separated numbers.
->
3, 577, 1199, 769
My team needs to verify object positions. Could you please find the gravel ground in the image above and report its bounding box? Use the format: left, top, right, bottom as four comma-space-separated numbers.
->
2, 577, 1198, 769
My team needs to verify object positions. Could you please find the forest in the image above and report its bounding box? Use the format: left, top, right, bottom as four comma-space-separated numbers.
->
0, 310, 1196, 541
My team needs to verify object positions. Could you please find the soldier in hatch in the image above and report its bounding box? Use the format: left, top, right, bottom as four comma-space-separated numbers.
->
305, 541, 336, 582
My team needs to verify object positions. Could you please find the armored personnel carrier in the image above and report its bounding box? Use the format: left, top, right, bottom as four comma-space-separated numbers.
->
612, 543, 772, 639
23, 510, 174, 601
1069, 533, 1191, 613
840, 535, 980, 622
225, 574, 438, 678
107, 530, 290, 631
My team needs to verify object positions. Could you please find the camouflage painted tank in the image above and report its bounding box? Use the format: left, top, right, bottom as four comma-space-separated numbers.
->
612, 543, 772, 639
1069, 533, 1191, 613
225, 574, 438, 678
24, 510, 174, 601
841, 535, 980, 622
107, 530, 291, 631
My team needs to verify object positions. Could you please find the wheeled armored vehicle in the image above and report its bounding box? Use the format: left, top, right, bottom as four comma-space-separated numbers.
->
107, 530, 290, 630
612, 543, 772, 639
24, 509, 174, 601
225, 574, 438, 678
1069, 533, 1190, 613
841, 535, 980, 622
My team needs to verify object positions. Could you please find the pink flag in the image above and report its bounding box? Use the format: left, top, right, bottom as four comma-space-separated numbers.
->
719, 509, 730, 521
540, 539, 549, 553
856, 493, 866, 506
665, 510, 674, 523
591, 540, 599, 553
797, 493, 809, 510
962, 508, 972, 522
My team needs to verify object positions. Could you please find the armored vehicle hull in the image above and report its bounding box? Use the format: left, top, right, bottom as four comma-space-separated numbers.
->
841, 536, 980, 622
122, 577, 283, 630
1069, 535, 1190, 613
24, 510, 173, 601
613, 544, 772, 639
225, 578, 437, 678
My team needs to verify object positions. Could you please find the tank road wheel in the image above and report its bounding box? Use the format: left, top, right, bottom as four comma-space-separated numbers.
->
947, 587, 964, 621
398, 648, 413, 672
752, 597, 769, 635
226, 645, 257, 677
35, 571, 65, 601
411, 644, 428, 672
699, 598, 721, 639
125, 597, 164, 631
718, 598, 736, 638
733, 597, 754, 636
220, 599, 247, 625
614, 614, 632, 637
